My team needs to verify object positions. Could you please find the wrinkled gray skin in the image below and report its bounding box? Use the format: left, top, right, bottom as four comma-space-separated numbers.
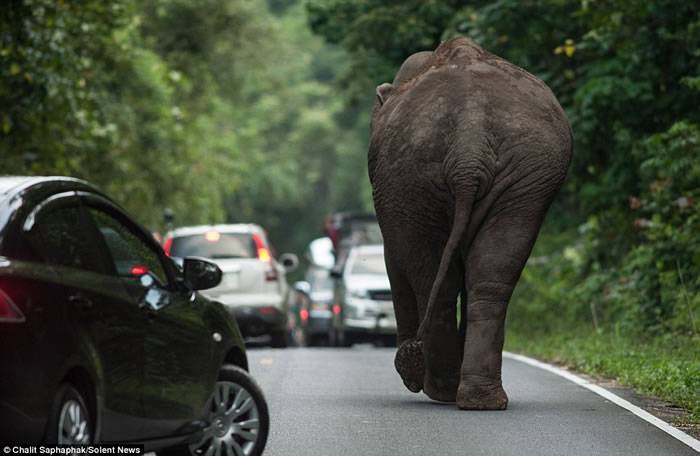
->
368, 37, 572, 410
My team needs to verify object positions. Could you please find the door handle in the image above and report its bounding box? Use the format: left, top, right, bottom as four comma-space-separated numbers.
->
69, 293, 93, 310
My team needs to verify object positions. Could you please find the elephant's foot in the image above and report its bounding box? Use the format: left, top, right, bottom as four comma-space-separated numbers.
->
394, 339, 424, 393
456, 379, 508, 410
423, 372, 459, 402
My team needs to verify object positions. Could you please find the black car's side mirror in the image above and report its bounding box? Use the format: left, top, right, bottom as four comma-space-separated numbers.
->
183, 257, 222, 291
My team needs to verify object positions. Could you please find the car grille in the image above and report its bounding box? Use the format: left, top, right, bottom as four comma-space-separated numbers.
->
369, 290, 392, 301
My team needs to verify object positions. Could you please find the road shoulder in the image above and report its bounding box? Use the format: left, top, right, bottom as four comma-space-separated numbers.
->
505, 351, 700, 451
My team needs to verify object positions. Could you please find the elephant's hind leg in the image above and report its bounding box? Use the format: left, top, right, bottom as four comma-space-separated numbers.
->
421, 260, 463, 402
386, 256, 423, 393
456, 212, 546, 410
386, 242, 462, 401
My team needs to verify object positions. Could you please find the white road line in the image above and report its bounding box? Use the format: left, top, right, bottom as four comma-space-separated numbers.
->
503, 352, 700, 453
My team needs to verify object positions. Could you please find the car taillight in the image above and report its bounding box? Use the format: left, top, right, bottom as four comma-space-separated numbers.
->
0, 288, 25, 323
252, 234, 277, 281
130, 265, 149, 276
252, 234, 271, 262
259, 306, 276, 315
163, 237, 173, 256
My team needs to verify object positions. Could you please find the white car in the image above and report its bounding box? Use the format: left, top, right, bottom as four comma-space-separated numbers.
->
331, 244, 396, 346
164, 224, 298, 347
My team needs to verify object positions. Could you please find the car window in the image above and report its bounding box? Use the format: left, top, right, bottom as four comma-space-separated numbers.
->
88, 208, 168, 285
170, 232, 255, 259
349, 253, 387, 276
26, 205, 105, 273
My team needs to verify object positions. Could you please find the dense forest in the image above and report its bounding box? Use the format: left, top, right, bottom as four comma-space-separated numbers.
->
1, 0, 373, 253
2, 0, 698, 419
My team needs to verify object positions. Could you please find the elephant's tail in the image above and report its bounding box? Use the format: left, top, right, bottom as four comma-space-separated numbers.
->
416, 192, 473, 340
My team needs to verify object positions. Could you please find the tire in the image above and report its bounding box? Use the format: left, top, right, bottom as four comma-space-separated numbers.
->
340, 330, 356, 347
45, 384, 93, 444
270, 330, 288, 348
162, 365, 270, 456
329, 328, 345, 347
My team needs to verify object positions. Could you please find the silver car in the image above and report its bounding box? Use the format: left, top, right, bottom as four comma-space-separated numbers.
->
331, 244, 396, 346
164, 224, 297, 347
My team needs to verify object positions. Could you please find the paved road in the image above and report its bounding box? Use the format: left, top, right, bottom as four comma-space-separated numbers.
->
248, 346, 697, 456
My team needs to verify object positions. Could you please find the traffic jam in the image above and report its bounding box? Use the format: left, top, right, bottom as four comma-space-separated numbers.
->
0, 176, 392, 454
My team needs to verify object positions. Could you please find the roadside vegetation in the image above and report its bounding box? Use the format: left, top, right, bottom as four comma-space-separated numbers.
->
1, 0, 372, 253
2, 0, 698, 423
505, 332, 700, 422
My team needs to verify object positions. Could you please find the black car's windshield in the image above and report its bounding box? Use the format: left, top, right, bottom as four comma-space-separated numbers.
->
171, 232, 254, 259
349, 253, 386, 275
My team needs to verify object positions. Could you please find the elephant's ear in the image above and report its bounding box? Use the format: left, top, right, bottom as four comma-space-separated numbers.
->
375, 82, 394, 106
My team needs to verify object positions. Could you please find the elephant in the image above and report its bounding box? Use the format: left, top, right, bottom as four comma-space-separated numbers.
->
368, 37, 572, 410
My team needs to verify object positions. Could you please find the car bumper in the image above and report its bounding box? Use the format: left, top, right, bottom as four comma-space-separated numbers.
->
205, 291, 285, 308
344, 316, 397, 335
341, 297, 396, 335
305, 310, 333, 334
229, 305, 287, 337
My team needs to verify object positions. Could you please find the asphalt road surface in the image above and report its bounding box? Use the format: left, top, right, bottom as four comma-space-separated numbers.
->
248, 346, 697, 456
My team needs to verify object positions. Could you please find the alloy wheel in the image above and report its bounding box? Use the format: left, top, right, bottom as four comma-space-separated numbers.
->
57, 399, 91, 444
190, 381, 261, 456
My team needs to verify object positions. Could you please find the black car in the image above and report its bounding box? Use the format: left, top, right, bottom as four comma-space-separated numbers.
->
0, 176, 269, 454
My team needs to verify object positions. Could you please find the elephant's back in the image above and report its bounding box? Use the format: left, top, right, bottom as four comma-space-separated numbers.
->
390, 38, 571, 162
409, 37, 570, 137
370, 38, 572, 216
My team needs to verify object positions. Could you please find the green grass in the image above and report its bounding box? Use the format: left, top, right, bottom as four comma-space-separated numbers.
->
505, 330, 700, 423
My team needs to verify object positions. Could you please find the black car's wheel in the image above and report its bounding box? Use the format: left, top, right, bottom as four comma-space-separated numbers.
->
46, 384, 93, 444
305, 331, 317, 347
165, 365, 269, 456
339, 330, 357, 347
328, 328, 343, 347
270, 330, 287, 348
